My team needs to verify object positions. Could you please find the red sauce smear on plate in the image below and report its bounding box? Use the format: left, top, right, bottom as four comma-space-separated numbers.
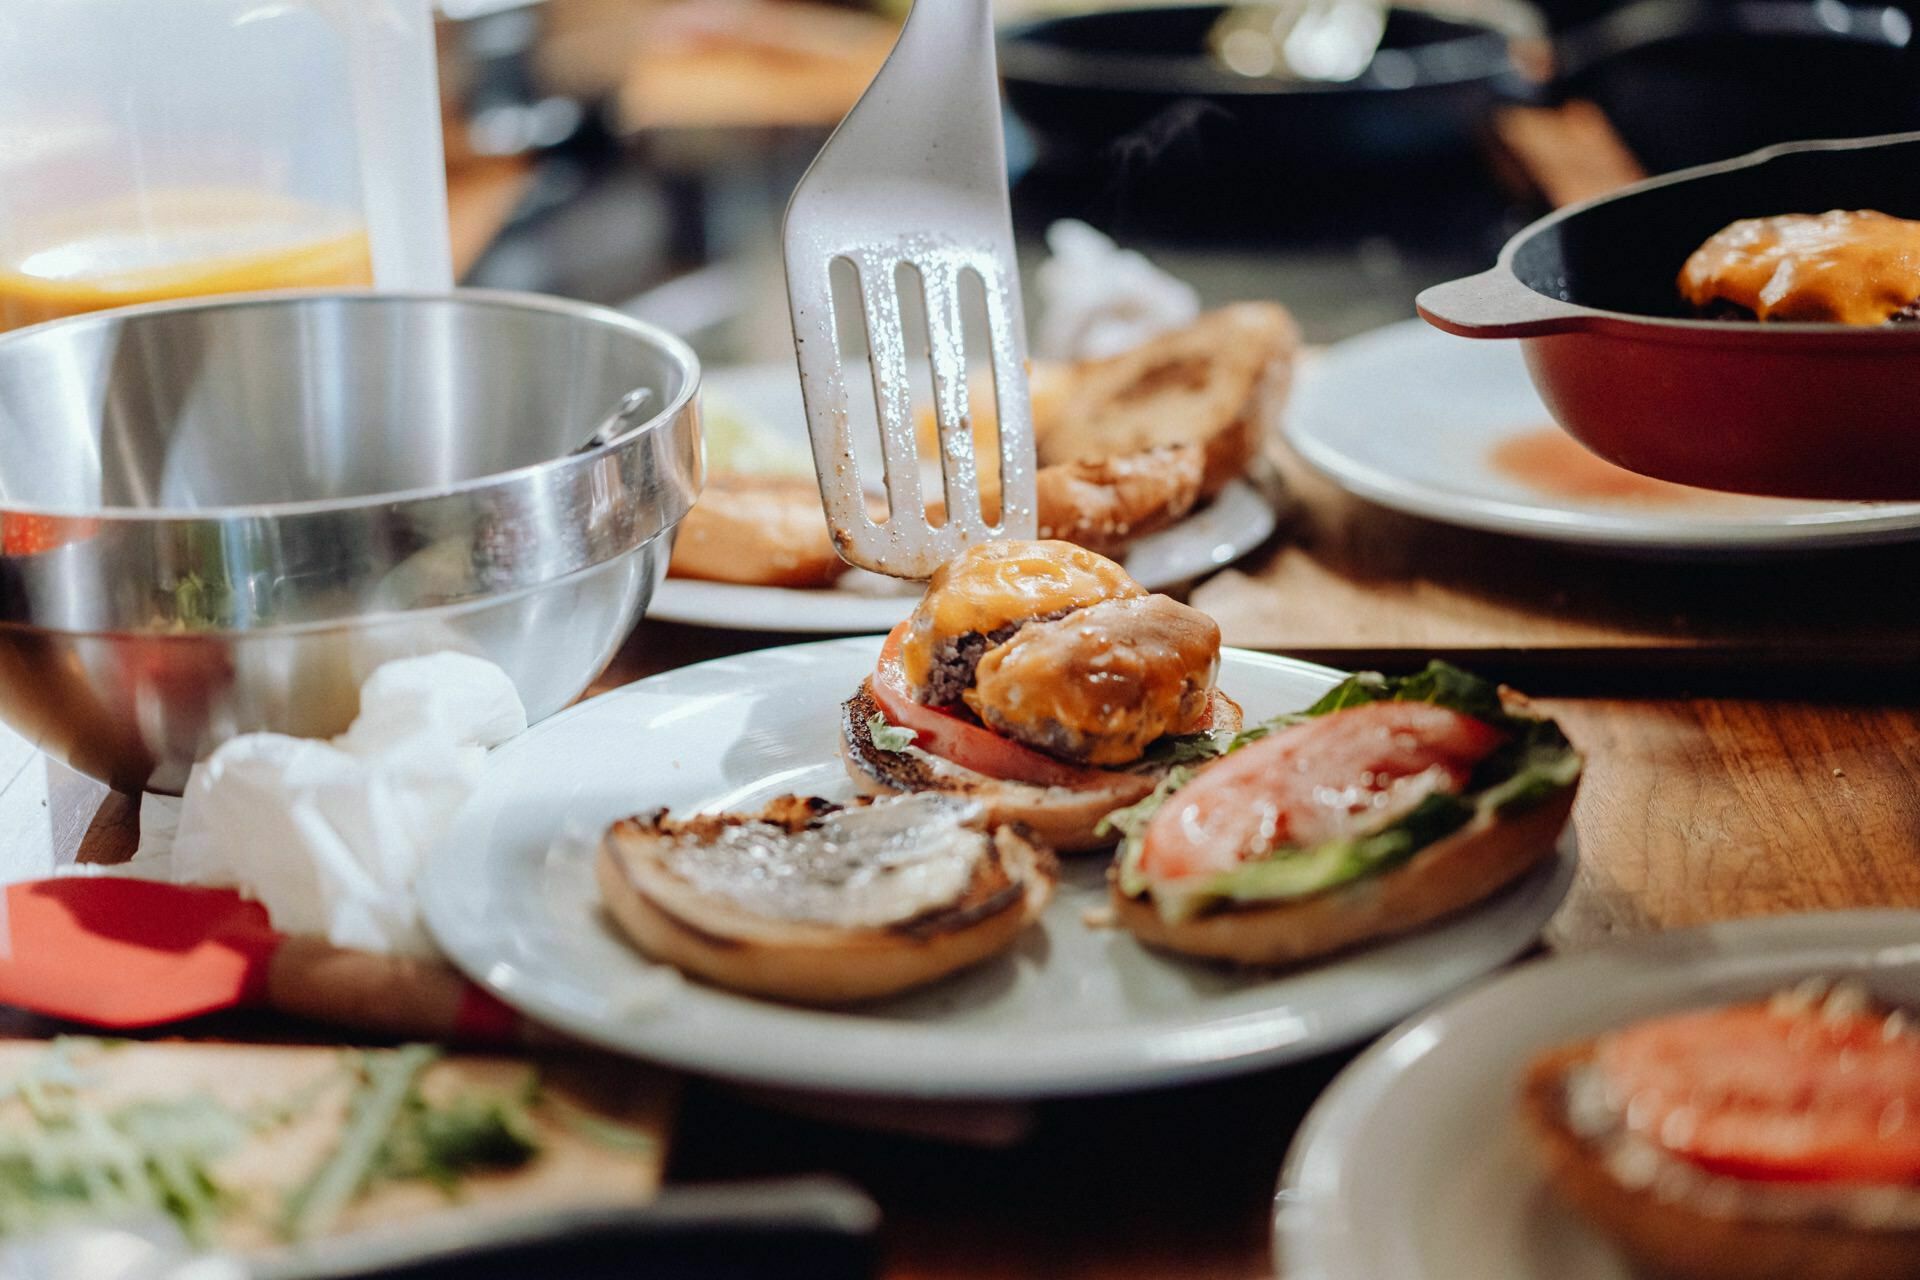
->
1489, 428, 1706, 505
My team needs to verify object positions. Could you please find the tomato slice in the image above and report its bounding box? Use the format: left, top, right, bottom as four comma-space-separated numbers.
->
1137, 700, 1504, 882
869, 624, 1116, 788
2, 513, 98, 556
1597, 999, 1920, 1185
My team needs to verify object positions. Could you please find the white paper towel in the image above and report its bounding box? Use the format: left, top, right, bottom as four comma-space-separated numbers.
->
137, 653, 528, 958
1034, 220, 1202, 362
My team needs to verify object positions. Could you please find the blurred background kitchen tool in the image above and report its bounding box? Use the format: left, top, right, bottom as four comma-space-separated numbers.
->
0, 1179, 879, 1280
1209, 0, 1390, 82
438, 0, 590, 163
0, 878, 523, 1041
0, 291, 702, 794
0, 0, 451, 332
784, 0, 1037, 579
575, 388, 658, 455
995, 0, 1916, 234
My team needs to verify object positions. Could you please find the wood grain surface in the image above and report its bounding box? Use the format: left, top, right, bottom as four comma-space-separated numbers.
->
1189, 443, 1920, 673
5, 613, 1918, 1277
4, 146, 1918, 1277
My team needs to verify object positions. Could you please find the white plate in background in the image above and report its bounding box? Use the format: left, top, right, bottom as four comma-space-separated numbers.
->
649, 363, 1281, 633
1285, 319, 1920, 555
421, 638, 1575, 1099
1276, 910, 1920, 1280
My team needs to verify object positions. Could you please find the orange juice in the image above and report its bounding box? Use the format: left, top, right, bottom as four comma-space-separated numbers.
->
0, 189, 373, 332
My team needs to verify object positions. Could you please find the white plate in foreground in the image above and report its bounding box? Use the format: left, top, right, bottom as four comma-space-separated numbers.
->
1286, 320, 1920, 555
421, 638, 1574, 1099
649, 363, 1281, 633
1276, 909, 1920, 1280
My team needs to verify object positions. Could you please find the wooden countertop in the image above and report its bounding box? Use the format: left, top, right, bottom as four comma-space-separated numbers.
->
2, 376, 1915, 1278
4, 163, 1917, 1275
8, 612, 1917, 1277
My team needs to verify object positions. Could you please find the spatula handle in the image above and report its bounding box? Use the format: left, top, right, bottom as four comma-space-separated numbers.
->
265, 937, 523, 1045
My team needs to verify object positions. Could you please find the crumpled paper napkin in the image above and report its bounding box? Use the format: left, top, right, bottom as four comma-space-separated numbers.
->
1034, 219, 1202, 361
127, 653, 527, 959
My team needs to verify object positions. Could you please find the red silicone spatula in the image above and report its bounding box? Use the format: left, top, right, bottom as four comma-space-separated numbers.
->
0, 878, 522, 1044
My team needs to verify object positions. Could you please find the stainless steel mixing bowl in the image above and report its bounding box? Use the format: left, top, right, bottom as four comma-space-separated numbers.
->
0, 290, 702, 793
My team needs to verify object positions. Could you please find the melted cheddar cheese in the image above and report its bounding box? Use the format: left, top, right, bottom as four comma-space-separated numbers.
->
900, 539, 1142, 694
1678, 210, 1920, 326
966, 595, 1218, 766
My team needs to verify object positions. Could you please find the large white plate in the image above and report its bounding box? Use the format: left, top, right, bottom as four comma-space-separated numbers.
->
1276, 910, 1920, 1280
650, 363, 1281, 633
1286, 319, 1920, 555
420, 638, 1575, 1099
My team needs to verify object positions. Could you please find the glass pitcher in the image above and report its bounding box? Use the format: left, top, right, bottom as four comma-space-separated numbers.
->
0, 0, 452, 334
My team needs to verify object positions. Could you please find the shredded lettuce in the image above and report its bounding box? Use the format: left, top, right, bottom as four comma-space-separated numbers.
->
0, 1040, 248, 1245
282, 1046, 540, 1239
1131, 729, 1235, 771
867, 712, 919, 754
1298, 661, 1508, 722
281, 1046, 437, 1241
2, 1041, 548, 1249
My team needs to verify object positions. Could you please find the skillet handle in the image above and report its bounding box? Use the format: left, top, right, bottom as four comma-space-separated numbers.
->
1415, 267, 1591, 339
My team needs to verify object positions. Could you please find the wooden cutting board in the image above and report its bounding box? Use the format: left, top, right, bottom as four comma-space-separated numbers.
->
0, 1038, 673, 1254
1188, 445, 1920, 677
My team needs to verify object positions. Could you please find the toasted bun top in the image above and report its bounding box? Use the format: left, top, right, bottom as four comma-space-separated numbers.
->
901, 539, 1142, 692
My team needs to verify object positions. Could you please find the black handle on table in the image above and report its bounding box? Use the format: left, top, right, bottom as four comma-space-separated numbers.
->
258, 1177, 882, 1280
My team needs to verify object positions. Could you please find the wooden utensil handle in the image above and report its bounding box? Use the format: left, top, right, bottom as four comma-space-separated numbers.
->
265, 936, 522, 1045
1492, 99, 1646, 209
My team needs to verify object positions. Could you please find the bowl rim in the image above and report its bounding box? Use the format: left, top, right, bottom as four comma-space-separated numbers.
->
0, 287, 704, 522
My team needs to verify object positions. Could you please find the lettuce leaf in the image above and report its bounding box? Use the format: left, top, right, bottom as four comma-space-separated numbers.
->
1131, 728, 1235, 771
866, 712, 919, 754
1298, 660, 1508, 723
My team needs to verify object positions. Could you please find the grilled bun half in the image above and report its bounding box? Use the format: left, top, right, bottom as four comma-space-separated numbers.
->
1109, 662, 1581, 966
843, 540, 1241, 853
1113, 782, 1573, 965
1520, 983, 1920, 1280
667, 474, 849, 589
1040, 301, 1298, 498
597, 794, 1056, 1005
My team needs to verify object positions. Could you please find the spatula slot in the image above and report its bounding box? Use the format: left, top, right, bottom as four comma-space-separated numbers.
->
826, 253, 891, 525
890, 259, 948, 529
955, 264, 1003, 527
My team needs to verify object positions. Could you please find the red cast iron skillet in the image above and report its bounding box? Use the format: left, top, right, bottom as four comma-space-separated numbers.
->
1417, 131, 1920, 501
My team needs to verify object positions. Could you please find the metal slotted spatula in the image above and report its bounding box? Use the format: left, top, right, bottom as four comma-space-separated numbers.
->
783, 0, 1037, 581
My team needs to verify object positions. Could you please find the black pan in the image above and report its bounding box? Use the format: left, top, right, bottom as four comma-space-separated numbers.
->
999, 4, 1527, 178
1553, 0, 1920, 173
999, 0, 1920, 189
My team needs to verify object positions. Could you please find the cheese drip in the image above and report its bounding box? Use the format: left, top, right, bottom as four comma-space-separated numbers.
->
1679, 210, 1920, 326
900, 539, 1141, 692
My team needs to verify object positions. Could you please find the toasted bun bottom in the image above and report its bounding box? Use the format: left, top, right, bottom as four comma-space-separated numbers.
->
1522, 1046, 1920, 1280
1112, 784, 1575, 966
596, 822, 1055, 1006
840, 685, 1244, 854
